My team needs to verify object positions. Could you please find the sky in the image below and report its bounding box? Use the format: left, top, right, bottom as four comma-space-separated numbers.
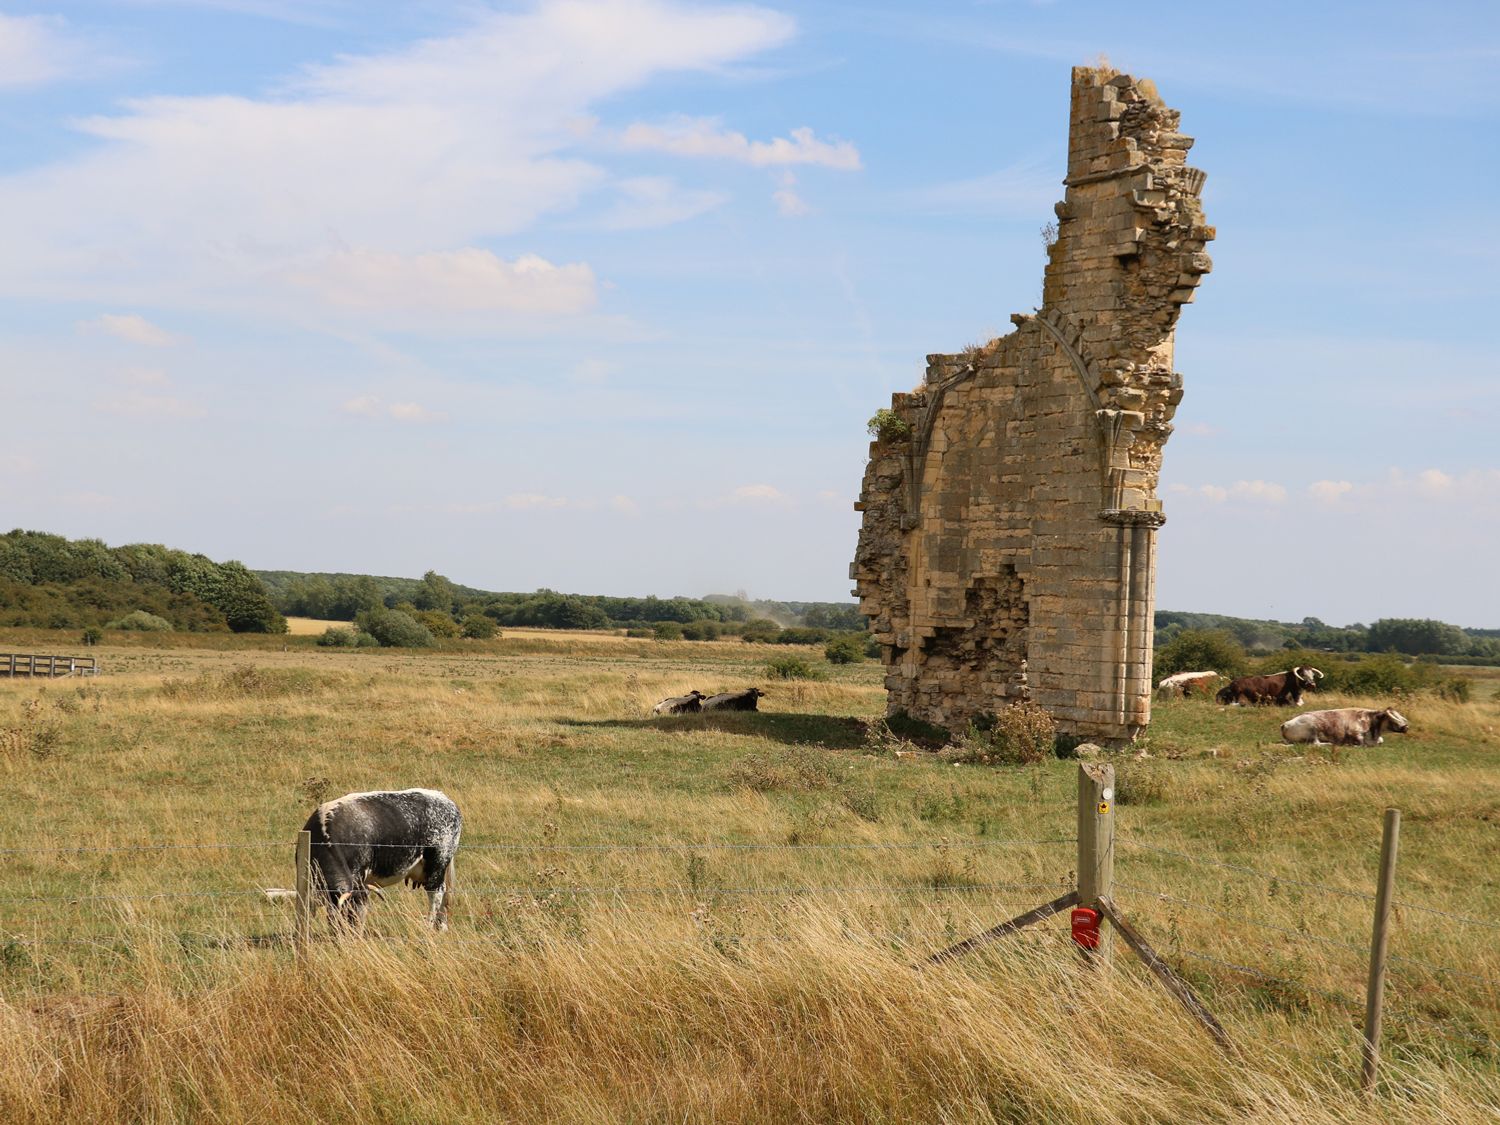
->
0, 0, 1497, 626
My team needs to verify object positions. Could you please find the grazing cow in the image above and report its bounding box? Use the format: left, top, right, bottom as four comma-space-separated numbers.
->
1155, 671, 1221, 699
701, 688, 767, 712
302, 788, 461, 932
1281, 708, 1410, 747
1216, 666, 1324, 706
652, 690, 706, 715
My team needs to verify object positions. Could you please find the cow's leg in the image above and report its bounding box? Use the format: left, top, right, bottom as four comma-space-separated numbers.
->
419, 847, 451, 931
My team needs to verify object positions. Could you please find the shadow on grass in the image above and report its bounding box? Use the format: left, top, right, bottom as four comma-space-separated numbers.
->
559, 712, 869, 749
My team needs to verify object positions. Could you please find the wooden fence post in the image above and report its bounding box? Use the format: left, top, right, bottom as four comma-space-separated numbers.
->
1362, 808, 1401, 1092
1077, 761, 1116, 963
294, 829, 313, 960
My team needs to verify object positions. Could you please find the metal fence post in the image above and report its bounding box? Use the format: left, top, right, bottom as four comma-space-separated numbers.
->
1077, 761, 1116, 964
1362, 808, 1401, 1092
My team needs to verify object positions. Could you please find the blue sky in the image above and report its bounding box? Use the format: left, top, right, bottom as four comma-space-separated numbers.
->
1, 1, 1496, 625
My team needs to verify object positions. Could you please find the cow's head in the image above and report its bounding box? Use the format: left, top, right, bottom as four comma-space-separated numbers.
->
331, 887, 372, 931
748, 687, 767, 699
1379, 708, 1410, 734
689, 691, 706, 700
1293, 666, 1324, 689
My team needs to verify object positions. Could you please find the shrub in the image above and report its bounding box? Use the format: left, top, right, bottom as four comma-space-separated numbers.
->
317, 627, 358, 648
1153, 629, 1245, 681
624, 628, 654, 638
765, 655, 827, 681
1437, 677, 1472, 703
354, 631, 380, 648
80, 627, 103, 646
681, 620, 721, 641
1338, 654, 1431, 697
106, 610, 173, 632
653, 622, 684, 641
824, 635, 866, 665
727, 747, 838, 792
356, 608, 434, 648
460, 615, 497, 640
415, 610, 460, 639
866, 408, 912, 442
740, 619, 781, 644
950, 702, 1056, 766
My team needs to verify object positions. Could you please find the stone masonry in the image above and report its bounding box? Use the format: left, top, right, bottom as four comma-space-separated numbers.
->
852, 67, 1213, 743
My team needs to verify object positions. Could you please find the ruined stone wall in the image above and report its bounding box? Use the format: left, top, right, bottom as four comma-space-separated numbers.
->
853, 68, 1213, 743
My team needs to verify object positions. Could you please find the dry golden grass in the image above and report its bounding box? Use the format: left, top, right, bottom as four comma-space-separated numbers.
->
0, 638, 1495, 1122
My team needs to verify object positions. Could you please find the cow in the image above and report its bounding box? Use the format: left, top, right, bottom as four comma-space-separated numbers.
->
1215, 666, 1324, 706
652, 690, 706, 715
1280, 708, 1409, 747
1155, 671, 1221, 699
700, 688, 767, 712
302, 788, 461, 933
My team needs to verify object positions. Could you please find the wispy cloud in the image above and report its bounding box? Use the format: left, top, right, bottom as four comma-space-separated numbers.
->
772, 171, 810, 216
80, 313, 179, 347
93, 390, 205, 420
704, 483, 793, 508
912, 156, 1059, 217
0, 14, 98, 89
341, 395, 446, 423
0, 1, 796, 328
621, 116, 861, 170
596, 176, 726, 230
288, 249, 596, 317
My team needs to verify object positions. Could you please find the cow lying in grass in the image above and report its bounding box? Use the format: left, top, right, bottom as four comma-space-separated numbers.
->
701, 688, 766, 712
1155, 671, 1221, 699
1280, 708, 1409, 747
652, 691, 706, 715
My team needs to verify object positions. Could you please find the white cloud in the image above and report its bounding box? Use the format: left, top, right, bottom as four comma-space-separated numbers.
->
0, 1, 797, 326
93, 390, 205, 419
288, 248, 596, 317
597, 176, 726, 230
1230, 480, 1288, 504
503, 492, 569, 510
1417, 468, 1453, 493
609, 494, 640, 515
81, 313, 179, 347
0, 14, 93, 89
1308, 479, 1354, 504
341, 395, 445, 423
387, 401, 446, 423
1199, 485, 1228, 503
620, 116, 861, 169
705, 483, 792, 507
772, 171, 810, 216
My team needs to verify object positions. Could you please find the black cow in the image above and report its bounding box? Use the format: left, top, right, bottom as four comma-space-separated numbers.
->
701, 688, 767, 712
302, 788, 461, 932
1216, 666, 1323, 706
652, 691, 706, 715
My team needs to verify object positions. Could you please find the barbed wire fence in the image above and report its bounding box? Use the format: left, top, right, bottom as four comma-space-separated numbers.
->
0, 769, 1494, 1091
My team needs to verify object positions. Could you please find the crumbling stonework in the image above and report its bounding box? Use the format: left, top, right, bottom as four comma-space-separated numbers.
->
853, 67, 1212, 743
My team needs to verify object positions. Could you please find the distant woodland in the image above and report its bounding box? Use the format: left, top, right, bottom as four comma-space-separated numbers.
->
1, 530, 1496, 662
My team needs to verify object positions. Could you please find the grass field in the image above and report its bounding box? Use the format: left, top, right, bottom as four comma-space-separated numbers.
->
0, 634, 1495, 1122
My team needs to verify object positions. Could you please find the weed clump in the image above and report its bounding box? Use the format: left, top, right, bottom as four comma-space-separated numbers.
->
765, 655, 826, 681
948, 702, 1056, 766
823, 636, 866, 665
160, 664, 339, 700
1114, 760, 1169, 805
727, 747, 838, 792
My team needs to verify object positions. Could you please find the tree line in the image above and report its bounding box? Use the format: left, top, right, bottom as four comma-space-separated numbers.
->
0, 530, 284, 633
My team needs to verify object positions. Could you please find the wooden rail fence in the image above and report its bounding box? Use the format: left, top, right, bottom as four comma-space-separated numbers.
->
0, 653, 100, 678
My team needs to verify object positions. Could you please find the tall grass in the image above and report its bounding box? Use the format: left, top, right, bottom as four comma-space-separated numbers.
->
0, 639, 1496, 1120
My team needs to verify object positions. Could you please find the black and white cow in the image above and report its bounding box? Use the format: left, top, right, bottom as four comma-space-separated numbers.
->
652, 691, 706, 715
302, 788, 461, 932
700, 688, 767, 712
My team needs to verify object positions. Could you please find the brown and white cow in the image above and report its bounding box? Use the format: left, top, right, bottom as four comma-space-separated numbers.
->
1280, 708, 1409, 747
652, 690, 706, 715
1155, 671, 1222, 699
1216, 666, 1323, 706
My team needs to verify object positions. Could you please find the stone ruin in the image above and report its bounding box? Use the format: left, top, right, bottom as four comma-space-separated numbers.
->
852, 67, 1213, 744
